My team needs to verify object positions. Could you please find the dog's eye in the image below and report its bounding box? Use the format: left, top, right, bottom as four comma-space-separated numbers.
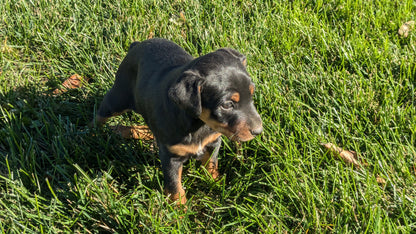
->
220, 101, 234, 111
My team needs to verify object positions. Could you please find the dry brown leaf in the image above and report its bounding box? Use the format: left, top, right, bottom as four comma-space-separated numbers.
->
53, 74, 88, 95
376, 176, 386, 185
398, 20, 415, 38
321, 143, 360, 167
110, 125, 154, 140
179, 11, 186, 22
1, 37, 13, 54
147, 25, 155, 39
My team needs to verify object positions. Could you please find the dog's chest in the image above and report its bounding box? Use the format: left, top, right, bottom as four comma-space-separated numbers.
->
166, 132, 222, 157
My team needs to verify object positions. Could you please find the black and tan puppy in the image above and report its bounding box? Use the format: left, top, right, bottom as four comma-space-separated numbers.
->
94, 38, 262, 204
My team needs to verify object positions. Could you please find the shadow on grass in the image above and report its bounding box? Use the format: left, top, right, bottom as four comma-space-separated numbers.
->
0, 82, 160, 206
0, 82, 272, 232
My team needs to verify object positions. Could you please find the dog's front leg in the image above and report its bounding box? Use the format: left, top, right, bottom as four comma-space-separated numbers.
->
200, 138, 222, 180
159, 144, 187, 205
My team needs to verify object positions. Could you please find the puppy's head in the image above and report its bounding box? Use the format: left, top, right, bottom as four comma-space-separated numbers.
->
169, 48, 262, 142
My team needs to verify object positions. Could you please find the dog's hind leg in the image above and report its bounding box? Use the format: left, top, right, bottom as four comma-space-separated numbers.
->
92, 69, 135, 127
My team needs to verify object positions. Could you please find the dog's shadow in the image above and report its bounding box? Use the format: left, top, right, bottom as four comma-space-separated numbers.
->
0, 82, 161, 206
0, 81, 256, 231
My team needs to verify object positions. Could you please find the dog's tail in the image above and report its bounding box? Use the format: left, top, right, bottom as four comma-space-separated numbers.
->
129, 42, 140, 51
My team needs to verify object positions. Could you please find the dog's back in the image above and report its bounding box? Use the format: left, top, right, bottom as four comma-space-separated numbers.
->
128, 39, 193, 79
122, 39, 196, 139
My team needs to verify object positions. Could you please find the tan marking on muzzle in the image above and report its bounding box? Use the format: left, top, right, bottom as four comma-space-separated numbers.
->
199, 108, 256, 142
232, 121, 255, 142
199, 108, 234, 136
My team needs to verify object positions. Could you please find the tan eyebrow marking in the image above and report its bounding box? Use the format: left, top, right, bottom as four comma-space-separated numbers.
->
231, 92, 240, 102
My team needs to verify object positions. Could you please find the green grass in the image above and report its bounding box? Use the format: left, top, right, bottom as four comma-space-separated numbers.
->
1, 0, 416, 232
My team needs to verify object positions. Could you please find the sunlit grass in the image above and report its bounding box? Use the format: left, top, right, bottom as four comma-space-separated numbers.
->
1, 0, 415, 232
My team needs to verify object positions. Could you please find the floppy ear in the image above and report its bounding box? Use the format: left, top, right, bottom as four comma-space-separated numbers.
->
218, 48, 247, 67
168, 71, 203, 117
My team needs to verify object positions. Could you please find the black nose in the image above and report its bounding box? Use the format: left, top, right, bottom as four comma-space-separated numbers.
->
251, 126, 263, 136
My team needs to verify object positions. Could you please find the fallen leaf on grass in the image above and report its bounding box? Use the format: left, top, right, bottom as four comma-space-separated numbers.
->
110, 125, 154, 140
1, 36, 13, 54
321, 143, 360, 167
398, 20, 415, 38
53, 74, 89, 95
376, 176, 386, 185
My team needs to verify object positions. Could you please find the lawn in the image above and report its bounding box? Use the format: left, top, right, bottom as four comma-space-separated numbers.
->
1, 0, 415, 232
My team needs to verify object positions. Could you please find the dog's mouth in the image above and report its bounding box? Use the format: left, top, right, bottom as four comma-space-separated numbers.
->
200, 119, 257, 142
228, 131, 254, 142
199, 108, 261, 142
206, 125, 254, 142
217, 126, 260, 142
226, 122, 258, 142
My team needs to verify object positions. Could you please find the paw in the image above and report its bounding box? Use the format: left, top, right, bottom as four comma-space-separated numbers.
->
165, 188, 187, 205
